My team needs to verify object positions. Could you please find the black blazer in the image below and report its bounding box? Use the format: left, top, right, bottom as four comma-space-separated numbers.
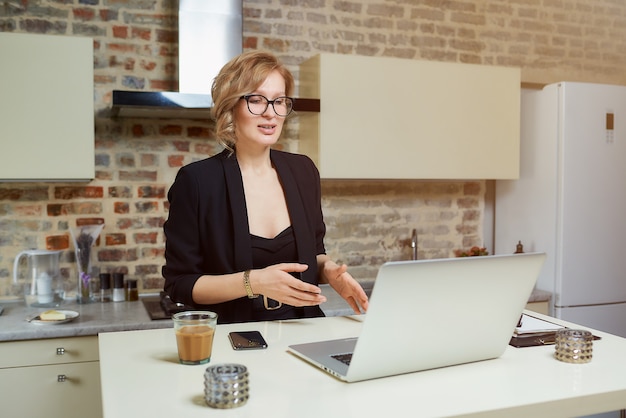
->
162, 149, 326, 323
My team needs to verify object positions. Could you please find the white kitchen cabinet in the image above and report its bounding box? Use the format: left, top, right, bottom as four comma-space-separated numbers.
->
298, 54, 520, 179
0, 336, 102, 418
0, 32, 94, 181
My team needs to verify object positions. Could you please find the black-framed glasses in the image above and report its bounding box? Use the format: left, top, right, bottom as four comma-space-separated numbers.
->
241, 94, 294, 117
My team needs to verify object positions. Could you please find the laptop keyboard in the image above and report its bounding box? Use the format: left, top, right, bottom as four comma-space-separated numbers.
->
331, 352, 353, 365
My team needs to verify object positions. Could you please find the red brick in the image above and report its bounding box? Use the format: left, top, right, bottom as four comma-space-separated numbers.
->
105, 233, 126, 246
55, 186, 104, 200
114, 202, 130, 214
95, 171, 113, 181
135, 202, 159, 213
140, 61, 157, 71
15, 205, 43, 216
109, 187, 133, 198
168, 155, 185, 167
76, 218, 105, 227
134, 232, 158, 244
195, 143, 216, 155
117, 154, 136, 167
457, 197, 478, 209
142, 247, 165, 259
131, 124, 145, 137
155, 29, 176, 43
150, 79, 175, 90
119, 170, 158, 182
0, 187, 49, 201
73, 8, 96, 21
95, 74, 116, 84
97, 248, 138, 262
146, 217, 166, 228
100, 9, 118, 22
138, 186, 165, 198
46, 235, 70, 250
243, 36, 258, 49
47, 203, 103, 216
143, 277, 165, 290
108, 43, 136, 53
124, 58, 136, 71
135, 264, 159, 275
187, 126, 212, 138
140, 154, 158, 166
117, 219, 134, 230
462, 210, 480, 222
159, 125, 183, 136
47, 204, 64, 217
131, 28, 151, 41
463, 182, 482, 195
173, 140, 190, 151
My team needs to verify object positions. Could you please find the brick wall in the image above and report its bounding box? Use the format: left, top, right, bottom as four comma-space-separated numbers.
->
1, 0, 625, 298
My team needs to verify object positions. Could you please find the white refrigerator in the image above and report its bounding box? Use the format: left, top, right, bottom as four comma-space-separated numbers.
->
495, 82, 626, 338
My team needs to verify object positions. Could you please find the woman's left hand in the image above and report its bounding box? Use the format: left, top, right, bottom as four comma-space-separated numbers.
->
321, 260, 369, 314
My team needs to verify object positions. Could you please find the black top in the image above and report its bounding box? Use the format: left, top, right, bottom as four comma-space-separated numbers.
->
162, 149, 326, 323
249, 226, 323, 320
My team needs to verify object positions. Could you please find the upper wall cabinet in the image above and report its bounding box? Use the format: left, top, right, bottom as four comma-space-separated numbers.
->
298, 54, 520, 180
0, 33, 94, 181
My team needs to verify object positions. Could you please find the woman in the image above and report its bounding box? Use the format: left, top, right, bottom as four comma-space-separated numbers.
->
162, 50, 368, 323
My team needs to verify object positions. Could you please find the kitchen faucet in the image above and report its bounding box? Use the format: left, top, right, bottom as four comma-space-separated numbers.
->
411, 228, 418, 260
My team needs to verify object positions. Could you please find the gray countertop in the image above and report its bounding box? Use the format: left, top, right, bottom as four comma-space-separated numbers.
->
0, 285, 358, 342
0, 296, 171, 342
0, 283, 550, 343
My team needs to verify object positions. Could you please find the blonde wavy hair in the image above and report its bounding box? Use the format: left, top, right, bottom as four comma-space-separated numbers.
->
210, 50, 295, 151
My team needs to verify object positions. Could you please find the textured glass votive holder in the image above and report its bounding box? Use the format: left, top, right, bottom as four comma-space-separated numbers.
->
204, 363, 249, 409
555, 329, 593, 364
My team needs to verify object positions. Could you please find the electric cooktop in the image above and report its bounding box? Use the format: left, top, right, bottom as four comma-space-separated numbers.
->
142, 292, 193, 320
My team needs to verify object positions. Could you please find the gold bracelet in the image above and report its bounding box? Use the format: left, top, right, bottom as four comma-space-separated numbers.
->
243, 270, 258, 299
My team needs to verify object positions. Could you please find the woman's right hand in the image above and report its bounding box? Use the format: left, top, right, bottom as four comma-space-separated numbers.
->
251, 263, 327, 307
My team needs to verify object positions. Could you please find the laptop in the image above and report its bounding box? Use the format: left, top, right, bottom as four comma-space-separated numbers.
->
287, 252, 546, 382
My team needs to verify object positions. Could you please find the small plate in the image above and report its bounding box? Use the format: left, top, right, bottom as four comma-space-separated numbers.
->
29, 310, 79, 325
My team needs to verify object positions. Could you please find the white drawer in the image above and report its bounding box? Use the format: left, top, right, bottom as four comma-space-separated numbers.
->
0, 336, 99, 368
0, 361, 102, 418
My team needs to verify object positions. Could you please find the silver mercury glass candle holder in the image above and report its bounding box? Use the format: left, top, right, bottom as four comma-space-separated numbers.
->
204, 363, 249, 409
555, 329, 593, 364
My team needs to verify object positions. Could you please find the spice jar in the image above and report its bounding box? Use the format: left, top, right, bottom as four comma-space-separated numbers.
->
125, 279, 138, 301
99, 273, 111, 303
112, 273, 125, 302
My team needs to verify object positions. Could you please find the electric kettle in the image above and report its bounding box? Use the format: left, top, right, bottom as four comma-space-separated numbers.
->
13, 249, 63, 307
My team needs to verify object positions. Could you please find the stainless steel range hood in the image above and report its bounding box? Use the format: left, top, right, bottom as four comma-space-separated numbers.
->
111, 0, 242, 119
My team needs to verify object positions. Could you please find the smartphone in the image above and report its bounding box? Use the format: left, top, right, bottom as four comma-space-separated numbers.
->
228, 331, 268, 350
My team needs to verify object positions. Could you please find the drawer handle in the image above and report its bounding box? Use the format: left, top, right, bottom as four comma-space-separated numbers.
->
57, 374, 67, 383
56, 347, 65, 355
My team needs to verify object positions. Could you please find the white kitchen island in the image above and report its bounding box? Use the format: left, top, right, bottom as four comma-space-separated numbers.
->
99, 313, 626, 418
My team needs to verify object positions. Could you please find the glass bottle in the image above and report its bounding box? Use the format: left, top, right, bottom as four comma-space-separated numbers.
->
99, 273, 111, 303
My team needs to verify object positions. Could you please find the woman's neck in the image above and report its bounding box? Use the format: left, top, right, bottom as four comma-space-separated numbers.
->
236, 145, 273, 175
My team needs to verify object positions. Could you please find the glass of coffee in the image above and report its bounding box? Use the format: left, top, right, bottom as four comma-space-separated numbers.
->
172, 311, 218, 365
